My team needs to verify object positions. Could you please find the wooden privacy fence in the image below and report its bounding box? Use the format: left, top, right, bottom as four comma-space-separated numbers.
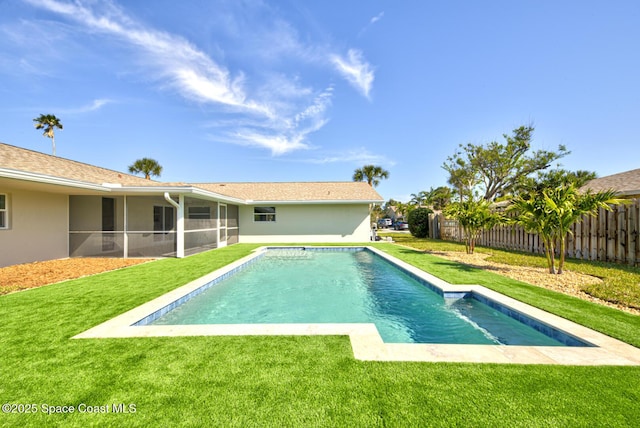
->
431, 198, 640, 266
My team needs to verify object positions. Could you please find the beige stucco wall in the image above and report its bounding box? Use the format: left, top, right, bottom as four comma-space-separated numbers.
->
237, 204, 372, 243
69, 195, 126, 231
0, 188, 68, 267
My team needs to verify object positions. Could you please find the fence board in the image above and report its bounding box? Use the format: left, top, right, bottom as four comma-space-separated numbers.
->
631, 201, 639, 265
617, 204, 626, 264
574, 220, 582, 259
601, 208, 609, 261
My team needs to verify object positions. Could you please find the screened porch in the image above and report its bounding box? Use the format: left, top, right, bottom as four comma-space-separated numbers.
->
68, 194, 239, 258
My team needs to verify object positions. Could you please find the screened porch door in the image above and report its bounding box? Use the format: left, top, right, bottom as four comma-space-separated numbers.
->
218, 203, 227, 248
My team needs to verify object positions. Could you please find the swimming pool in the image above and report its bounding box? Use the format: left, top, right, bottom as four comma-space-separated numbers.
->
74, 246, 640, 365
146, 248, 580, 346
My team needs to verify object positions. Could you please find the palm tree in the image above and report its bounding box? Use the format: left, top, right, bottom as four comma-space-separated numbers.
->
508, 192, 558, 273
509, 185, 624, 274
128, 158, 163, 180
544, 185, 623, 274
444, 199, 504, 254
394, 201, 410, 220
410, 190, 430, 207
352, 165, 389, 187
33, 114, 63, 156
431, 186, 453, 210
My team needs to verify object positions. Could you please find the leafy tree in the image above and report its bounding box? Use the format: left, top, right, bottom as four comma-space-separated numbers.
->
128, 158, 163, 180
33, 114, 63, 156
444, 159, 479, 202
430, 186, 453, 210
517, 168, 597, 194
352, 165, 389, 187
443, 125, 570, 201
408, 207, 433, 238
383, 199, 400, 210
370, 204, 384, 223
443, 199, 504, 254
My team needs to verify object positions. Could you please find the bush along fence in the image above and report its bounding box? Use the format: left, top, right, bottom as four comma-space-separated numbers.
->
432, 198, 640, 266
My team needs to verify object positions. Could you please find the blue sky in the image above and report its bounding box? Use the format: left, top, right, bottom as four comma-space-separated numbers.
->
1, 0, 639, 202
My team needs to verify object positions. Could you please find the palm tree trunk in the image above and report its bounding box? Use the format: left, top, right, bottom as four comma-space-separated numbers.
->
558, 234, 566, 274
543, 237, 555, 274
52, 135, 56, 156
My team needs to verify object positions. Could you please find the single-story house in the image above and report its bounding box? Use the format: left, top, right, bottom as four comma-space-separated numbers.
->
581, 167, 640, 198
0, 143, 383, 267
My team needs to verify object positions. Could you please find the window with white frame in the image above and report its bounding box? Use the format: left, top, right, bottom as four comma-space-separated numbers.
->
0, 194, 7, 229
254, 206, 276, 222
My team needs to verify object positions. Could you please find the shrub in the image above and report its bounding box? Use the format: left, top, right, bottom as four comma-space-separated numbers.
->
407, 207, 433, 238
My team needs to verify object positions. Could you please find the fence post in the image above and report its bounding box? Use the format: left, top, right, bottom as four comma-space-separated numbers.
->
630, 200, 640, 266
575, 218, 582, 259
609, 208, 617, 262
617, 204, 626, 264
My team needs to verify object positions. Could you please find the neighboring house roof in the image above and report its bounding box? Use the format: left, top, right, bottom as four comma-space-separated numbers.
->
0, 143, 383, 203
195, 182, 382, 203
581, 168, 640, 197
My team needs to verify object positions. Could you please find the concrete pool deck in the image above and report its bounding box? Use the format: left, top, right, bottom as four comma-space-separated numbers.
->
73, 246, 640, 365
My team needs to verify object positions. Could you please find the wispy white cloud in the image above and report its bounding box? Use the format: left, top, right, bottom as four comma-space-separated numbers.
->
21, 0, 374, 157
59, 98, 113, 115
226, 87, 333, 155
358, 11, 384, 37
300, 147, 394, 166
331, 49, 375, 99
370, 12, 385, 25
25, 0, 271, 116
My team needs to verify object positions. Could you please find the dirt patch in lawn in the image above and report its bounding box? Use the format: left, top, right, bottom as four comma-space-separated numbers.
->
427, 250, 640, 316
0, 258, 153, 295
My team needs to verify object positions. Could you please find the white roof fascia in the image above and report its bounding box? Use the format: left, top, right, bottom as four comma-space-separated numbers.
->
116, 186, 247, 205
245, 199, 383, 205
0, 167, 110, 192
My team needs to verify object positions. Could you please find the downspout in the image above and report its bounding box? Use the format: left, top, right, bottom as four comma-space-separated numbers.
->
164, 192, 184, 258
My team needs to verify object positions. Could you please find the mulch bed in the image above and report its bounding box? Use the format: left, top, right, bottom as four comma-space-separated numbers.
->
0, 258, 152, 295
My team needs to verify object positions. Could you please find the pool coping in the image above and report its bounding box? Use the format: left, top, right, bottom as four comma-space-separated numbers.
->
73, 246, 640, 365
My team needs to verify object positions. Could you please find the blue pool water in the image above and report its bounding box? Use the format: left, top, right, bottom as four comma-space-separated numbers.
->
149, 248, 581, 346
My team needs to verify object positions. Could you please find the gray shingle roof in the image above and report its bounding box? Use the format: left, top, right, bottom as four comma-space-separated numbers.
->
581, 168, 640, 196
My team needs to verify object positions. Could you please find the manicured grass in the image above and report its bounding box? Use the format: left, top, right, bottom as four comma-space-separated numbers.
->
1, 244, 639, 426
383, 232, 640, 310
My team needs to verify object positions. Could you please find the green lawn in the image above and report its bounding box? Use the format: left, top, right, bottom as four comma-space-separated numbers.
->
1, 243, 639, 427
383, 232, 640, 311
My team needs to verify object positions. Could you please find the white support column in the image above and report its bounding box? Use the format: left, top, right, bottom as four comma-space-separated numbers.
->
177, 194, 184, 258
123, 195, 128, 258
164, 193, 185, 258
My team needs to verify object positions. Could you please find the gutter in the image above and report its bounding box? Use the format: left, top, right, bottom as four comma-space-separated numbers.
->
0, 168, 109, 192
117, 186, 246, 204
163, 192, 180, 210
244, 199, 384, 205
